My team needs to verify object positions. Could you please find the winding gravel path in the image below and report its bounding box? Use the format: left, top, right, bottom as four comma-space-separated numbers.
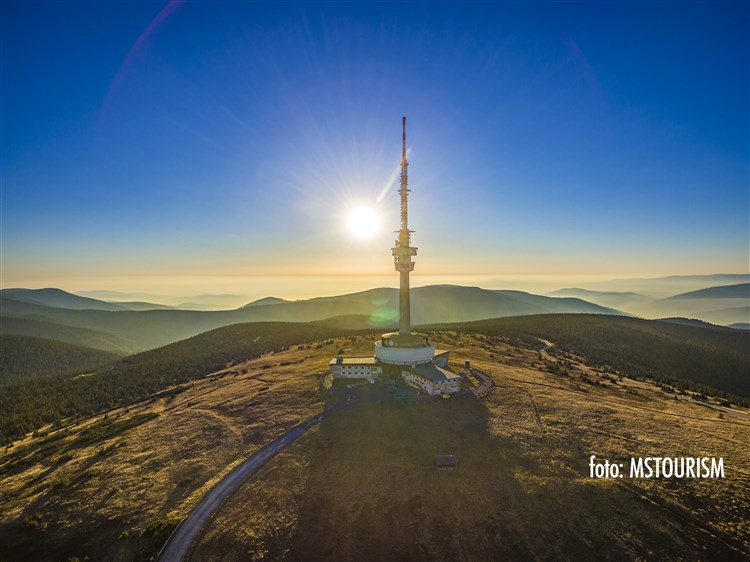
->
158, 402, 349, 561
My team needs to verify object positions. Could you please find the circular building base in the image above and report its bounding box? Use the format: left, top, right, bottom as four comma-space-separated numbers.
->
374, 332, 435, 365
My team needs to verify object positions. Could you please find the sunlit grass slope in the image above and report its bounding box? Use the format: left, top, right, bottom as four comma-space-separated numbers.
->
194, 333, 750, 561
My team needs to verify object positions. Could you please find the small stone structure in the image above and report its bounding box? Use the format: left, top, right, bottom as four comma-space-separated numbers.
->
434, 454, 458, 470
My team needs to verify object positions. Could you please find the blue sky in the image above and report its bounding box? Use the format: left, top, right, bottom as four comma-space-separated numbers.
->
2, 1, 748, 298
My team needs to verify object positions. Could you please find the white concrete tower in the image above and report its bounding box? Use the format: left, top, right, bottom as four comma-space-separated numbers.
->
375, 117, 435, 366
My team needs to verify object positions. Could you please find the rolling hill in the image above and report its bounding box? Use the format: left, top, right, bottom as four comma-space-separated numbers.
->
659, 283, 749, 301
598, 273, 750, 297
548, 282, 750, 325
638, 283, 750, 325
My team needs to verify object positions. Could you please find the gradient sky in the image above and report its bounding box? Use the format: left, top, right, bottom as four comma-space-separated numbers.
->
2, 1, 748, 299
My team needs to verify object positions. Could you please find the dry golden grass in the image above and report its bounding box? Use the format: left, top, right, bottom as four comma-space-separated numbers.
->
192, 333, 750, 561
0, 337, 357, 561
2, 332, 748, 561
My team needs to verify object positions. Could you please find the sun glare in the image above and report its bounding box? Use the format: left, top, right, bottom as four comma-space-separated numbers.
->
346, 206, 380, 240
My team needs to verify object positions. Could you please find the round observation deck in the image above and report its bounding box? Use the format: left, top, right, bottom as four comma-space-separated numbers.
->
374, 332, 435, 365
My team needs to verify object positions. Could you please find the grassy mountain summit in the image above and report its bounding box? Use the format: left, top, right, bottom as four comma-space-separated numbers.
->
1, 319, 747, 561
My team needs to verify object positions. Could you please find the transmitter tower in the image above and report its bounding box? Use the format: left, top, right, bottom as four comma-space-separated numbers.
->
329, 117, 462, 396
374, 117, 435, 364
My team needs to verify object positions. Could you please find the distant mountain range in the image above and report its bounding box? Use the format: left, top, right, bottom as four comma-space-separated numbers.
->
1, 285, 625, 353
546, 288, 650, 308
3, 279, 748, 354
594, 273, 750, 298
548, 282, 750, 326
659, 283, 749, 301
75, 290, 250, 309
694, 306, 750, 327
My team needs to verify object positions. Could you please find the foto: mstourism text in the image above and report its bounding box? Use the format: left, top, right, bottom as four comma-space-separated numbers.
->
588, 455, 725, 479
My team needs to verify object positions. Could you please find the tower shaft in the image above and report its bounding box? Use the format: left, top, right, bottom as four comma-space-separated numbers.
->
392, 116, 417, 336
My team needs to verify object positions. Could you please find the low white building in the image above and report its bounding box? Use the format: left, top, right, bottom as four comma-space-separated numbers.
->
329, 349, 462, 396
400, 359, 462, 396
328, 356, 382, 381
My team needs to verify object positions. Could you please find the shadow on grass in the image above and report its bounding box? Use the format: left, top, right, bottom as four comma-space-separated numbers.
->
284, 395, 534, 561
279, 392, 747, 561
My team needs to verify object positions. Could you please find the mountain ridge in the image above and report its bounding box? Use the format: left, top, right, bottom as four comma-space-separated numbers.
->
1, 285, 626, 353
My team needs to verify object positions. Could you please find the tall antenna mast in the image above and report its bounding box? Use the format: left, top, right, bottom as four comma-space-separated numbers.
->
400, 116, 409, 233
392, 116, 417, 336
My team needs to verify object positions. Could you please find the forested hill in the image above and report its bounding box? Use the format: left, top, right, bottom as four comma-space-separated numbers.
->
0, 322, 344, 444
0, 335, 122, 383
3, 313, 748, 444
0, 317, 131, 354
427, 314, 750, 399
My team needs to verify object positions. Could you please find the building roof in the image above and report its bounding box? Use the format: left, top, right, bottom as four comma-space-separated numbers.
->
406, 361, 461, 382
328, 356, 377, 366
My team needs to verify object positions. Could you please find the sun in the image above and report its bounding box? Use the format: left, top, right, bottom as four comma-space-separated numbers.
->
346, 206, 380, 240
